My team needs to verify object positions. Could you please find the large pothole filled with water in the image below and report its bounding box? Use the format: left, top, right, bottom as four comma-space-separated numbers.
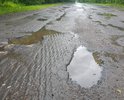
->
68, 46, 103, 88
8, 27, 59, 45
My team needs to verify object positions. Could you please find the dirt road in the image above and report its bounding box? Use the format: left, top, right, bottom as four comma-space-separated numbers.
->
0, 3, 124, 100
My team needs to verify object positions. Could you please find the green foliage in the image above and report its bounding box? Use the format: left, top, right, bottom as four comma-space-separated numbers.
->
2, 1, 22, 7
0, 0, 72, 5
0, 3, 62, 15
79, 0, 124, 4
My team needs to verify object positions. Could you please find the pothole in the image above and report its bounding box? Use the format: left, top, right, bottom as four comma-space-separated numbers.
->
67, 46, 103, 88
56, 12, 66, 21
8, 27, 59, 45
62, 6, 69, 9
37, 18, 47, 21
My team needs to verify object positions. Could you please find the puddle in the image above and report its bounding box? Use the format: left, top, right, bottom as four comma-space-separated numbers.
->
68, 46, 103, 88
8, 27, 59, 45
37, 18, 47, 21
62, 6, 70, 9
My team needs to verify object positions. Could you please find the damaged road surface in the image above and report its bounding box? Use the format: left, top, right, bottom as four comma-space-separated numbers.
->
0, 3, 124, 100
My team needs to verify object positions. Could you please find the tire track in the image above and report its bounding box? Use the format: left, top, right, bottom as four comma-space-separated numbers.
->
0, 33, 82, 100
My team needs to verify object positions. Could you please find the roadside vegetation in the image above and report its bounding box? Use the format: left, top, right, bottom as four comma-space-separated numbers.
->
95, 3, 124, 10
0, 0, 124, 15
0, 2, 62, 15
79, 0, 124, 9
79, 0, 124, 4
0, 0, 73, 15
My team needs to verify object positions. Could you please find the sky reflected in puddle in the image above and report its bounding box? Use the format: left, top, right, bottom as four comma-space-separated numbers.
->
68, 46, 103, 88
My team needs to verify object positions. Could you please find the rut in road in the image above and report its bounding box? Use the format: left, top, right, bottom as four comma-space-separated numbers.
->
0, 33, 84, 100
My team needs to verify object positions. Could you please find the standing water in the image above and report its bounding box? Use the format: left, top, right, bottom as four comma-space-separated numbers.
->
75, 0, 82, 7
67, 46, 103, 88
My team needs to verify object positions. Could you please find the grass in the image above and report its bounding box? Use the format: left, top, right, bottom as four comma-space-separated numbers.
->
0, 2, 62, 15
95, 3, 124, 10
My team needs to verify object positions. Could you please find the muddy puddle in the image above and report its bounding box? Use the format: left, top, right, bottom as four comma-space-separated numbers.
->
37, 18, 47, 21
8, 27, 59, 45
68, 46, 103, 88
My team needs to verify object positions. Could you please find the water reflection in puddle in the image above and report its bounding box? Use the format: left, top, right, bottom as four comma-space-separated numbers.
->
68, 46, 103, 88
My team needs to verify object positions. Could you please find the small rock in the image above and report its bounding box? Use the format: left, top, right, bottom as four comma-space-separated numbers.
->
2, 84, 6, 86
7, 86, 11, 89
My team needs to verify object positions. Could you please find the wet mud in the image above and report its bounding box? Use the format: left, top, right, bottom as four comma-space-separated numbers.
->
97, 12, 117, 19
110, 35, 124, 47
8, 27, 59, 45
0, 3, 124, 100
37, 18, 48, 21
0, 45, 4, 51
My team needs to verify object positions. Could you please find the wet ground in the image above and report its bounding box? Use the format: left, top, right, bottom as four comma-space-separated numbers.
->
0, 3, 124, 100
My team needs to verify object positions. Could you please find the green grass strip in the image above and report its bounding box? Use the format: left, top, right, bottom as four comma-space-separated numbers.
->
0, 2, 63, 15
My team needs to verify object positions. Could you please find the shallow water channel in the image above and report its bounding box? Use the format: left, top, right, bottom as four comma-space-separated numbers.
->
68, 46, 103, 88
